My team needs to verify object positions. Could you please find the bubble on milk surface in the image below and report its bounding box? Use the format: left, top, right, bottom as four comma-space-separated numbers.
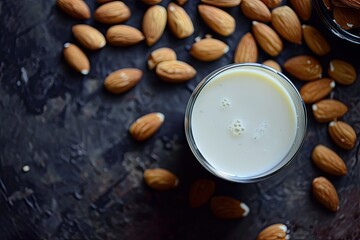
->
229, 119, 245, 136
253, 121, 269, 141
220, 98, 231, 109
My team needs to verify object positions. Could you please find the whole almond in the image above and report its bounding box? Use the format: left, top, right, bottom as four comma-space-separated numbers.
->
156, 60, 196, 83
148, 48, 177, 70
141, 0, 162, 5
328, 59, 357, 85
72, 24, 106, 50
262, 60, 281, 72
143, 168, 178, 191
104, 68, 143, 94
189, 179, 215, 208
271, 6, 302, 44
63, 43, 90, 75
329, 121, 357, 150
143, 5, 167, 46
190, 38, 229, 62
210, 196, 250, 219
240, 0, 271, 22
300, 78, 335, 104
257, 224, 289, 240
106, 25, 144, 46
260, 0, 282, 8
302, 25, 331, 56
312, 99, 348, 123
338, 0, 360, 9
198, 5, 236, 36
312, 176, 339, 212
311, 145, 347, 176
167, 3, 194, 39
200, 0, 241, 7
129, 113, 165, 141
234, 32, 258, 63
177, 0, 188, 5
57, 0, 90, 19
333, 6, 360, 30
94, 1, 131, 24
252, 21, 283, 57
289, 0, 312, 21
283, 55, 322, 81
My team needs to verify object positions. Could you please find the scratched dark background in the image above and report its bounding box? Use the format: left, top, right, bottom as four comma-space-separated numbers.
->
0, 0, 359, 239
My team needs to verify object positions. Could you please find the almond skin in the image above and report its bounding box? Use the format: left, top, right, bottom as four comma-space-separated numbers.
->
129, 113, 165, 141
328, 59, 357, 85
167, 3, 194, 39
300, 78, 335, 104
271, 6, 302, 44
156, 60, 196, 83
189, 179, 215, 208
312, 99, 348, 123
94, 1, 131, 24
106, 25, 144, 47
252, 21, 283, 57
329, 121, 357, 150
143, 5, 167, 46
333, 6, 360, 30
143, 168, 178, 191
57, 0, 90, 20
148, 48, 177, 70
260, 0, 282, 8
198, 5, 236, 36
63, 43, 90, 75
302, 25, 331, 56
234, 32, 258, 63
257, 224, 289, 240
72, 24, 106, 50
240, 0, 271, 22
190, 38, 229, 62
210, 196, 250, 219
312, 145, 347, 176
104, 68, 143, 94
200, 0, 241, 7
262, 60, 281, 72
312, 176, 339, 212
290, 0, 312, 21
141, 0, 163, 5
283, 55, 322, 81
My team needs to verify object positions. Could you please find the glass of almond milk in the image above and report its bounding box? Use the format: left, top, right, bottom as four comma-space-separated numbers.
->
185, 63, 307, 182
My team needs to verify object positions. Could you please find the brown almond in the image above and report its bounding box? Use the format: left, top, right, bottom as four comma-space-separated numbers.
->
104, 68, 143, 94
156, 60, 196, 83
262, 60, 281, 72
329, 121, 357, 150
200, 0, 241, 7
312, 99, 348, 123
72, 24, 106, 50
302, 25, 331, 56
148, 48, 177, 70
289, 0, 312, 21
143, 5, 167, 46
177, 0, 188, 5
94, 1, 131, 24
240, 0, 271, 22
167, 3, 194, 39
283, 55, 322, 81
198, 5, 236, 37
141, 0, 162, 5
311, 145, 347, 176
210, 196, 250, 219
252, 21, 283, 57
143, 168, 178, 191
57, 0, 90, 20
333, 6, 360, 30
129, 113, 165, 141
234, 33, 258, 63
271, 6, 302, 44
328, 59, 357, 85
190, 38, 229, 62
106, 25, 144, 46
300, 78, 335, 104
260, 0, 282, 8
312, 176, 339, 212
63, 43, 90, 75
189, 179, 215, 208
257, 224, 289, 240
338, 0, 360, 9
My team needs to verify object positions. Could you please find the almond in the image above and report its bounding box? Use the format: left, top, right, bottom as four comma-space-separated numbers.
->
63, 43, 90, 75
271, 6, 302, 44
338, 0, 360, 9
240, 0, 271, 22
141, 0, 163, 5
283, 55, 322, 81
332, 0, 349, 7
189, 179, 215, 208
72, 24, 106, 50
104, 68, 143, 94
333, 6, 360, 30
129, 113, 165, 141
329, 121, 357, 150
143, 168, 178, 191
167, 3, 194, 39
260, 0, 282, 8
210, 196, 250, 219
262, 60, 281, 72
177, 0, 188, 5
200, 0, 241, 7
94, 1, 131, 24
252, 21, 283, 57
143, 5, 167, 46
256, 224, 289, 240
312, 99, 348, 123
156, 60, 196, 83
300, 78, 335, 104
234, 33, 258, 63
198, 5, 236, 37
302, 25, 331, 56
190, 38, 229, 62
328, 59, 357, 85
148, 48, 177, 70
312, 176, 339, 212
57, 0, 90, 19
289, 0, 312, 21
106, 25, 144, 46
311, 145, 347, 176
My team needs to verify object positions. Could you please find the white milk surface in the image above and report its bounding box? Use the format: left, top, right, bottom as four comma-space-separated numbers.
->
191, 67, 297, 177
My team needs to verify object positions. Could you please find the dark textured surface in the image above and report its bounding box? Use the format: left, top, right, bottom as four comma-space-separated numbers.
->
0, 0, 359, 239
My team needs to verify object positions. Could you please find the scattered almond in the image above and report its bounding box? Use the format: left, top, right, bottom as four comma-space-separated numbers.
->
210, 196, 250, 219
300, 78, 335, 104
240, 0, 271, 22
167, 3, 194, 39
189, 179, 215, 208
148, 48, 177, 70
312, 176, 339, 212
333, 6, 360, 30
289, 0, 312, 21
63, 43, 90, 75
190, 38, 229, 62
177, 0, 188, 5
143, 168, 178, 190
262, 60, 281, 72
200, 0, 241, 7
106, 25, 144, 46
143, 5, 167, 46
104, 68, 143, 94
271, 6, 302, 44
94, 1, 131, 24
141, 0, 162, 5
312, 99, 348, 123
156, 60, 196, 83
283, 55, 322, 81
260, 0, 282, 8
311, 145, 347, 176
256, 224, 289, 240
129, 113, 165, 141
328, 59, 357, 85
234, 32, 258, 63
329, 121, 357, 150
302, 25, 331, 56
72, 24, 106, 50
57, 0, 90, 20
252, 21, 283, 57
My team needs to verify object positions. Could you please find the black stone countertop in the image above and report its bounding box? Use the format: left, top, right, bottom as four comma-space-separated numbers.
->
0, 0, 359, 239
